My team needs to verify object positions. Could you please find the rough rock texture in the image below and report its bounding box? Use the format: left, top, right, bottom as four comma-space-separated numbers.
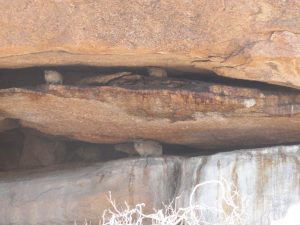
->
0, 145, 299, 225
0, 128, 129, 171
0, 118, 19, 132
0, 78, 300, 149
67, 142, 127, 162
0, 1, 300, 88
19, 130, 66, 169
0, 130, 23, 171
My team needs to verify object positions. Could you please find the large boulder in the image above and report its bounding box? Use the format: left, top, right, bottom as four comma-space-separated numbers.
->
0, 79, 300, 149
0, 1, 299, 88
0, 145, 299, 225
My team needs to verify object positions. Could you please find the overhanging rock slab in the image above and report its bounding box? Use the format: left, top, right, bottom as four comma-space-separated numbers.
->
0, 79, 300, 149
0, 1, 300, 88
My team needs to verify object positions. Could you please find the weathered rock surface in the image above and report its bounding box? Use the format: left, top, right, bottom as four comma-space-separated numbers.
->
0, 130, 23, 171
0, 0, 300, 88
0, 128, 130, 171
0, 118, 19, 132
0, 145, 299, 225
0, 78, 300, 149
19, 130, 66, 169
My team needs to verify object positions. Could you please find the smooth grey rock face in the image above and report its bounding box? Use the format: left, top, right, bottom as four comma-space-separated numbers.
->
177, 145, 300, 225
0, 145, 299, 225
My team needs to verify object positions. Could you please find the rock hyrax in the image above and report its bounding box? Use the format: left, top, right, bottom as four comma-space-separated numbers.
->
147, 67, 168, 78
44, 70, 63, 85
134, 140, 163, 157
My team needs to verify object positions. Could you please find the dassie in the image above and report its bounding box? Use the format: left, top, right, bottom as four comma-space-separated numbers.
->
114, 140, 163, 157
147, 67, 168, 78
44, 70, 63, 85
134, 140, 163, 157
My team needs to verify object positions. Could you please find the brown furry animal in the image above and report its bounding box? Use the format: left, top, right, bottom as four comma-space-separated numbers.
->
44, 70, 63, 85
